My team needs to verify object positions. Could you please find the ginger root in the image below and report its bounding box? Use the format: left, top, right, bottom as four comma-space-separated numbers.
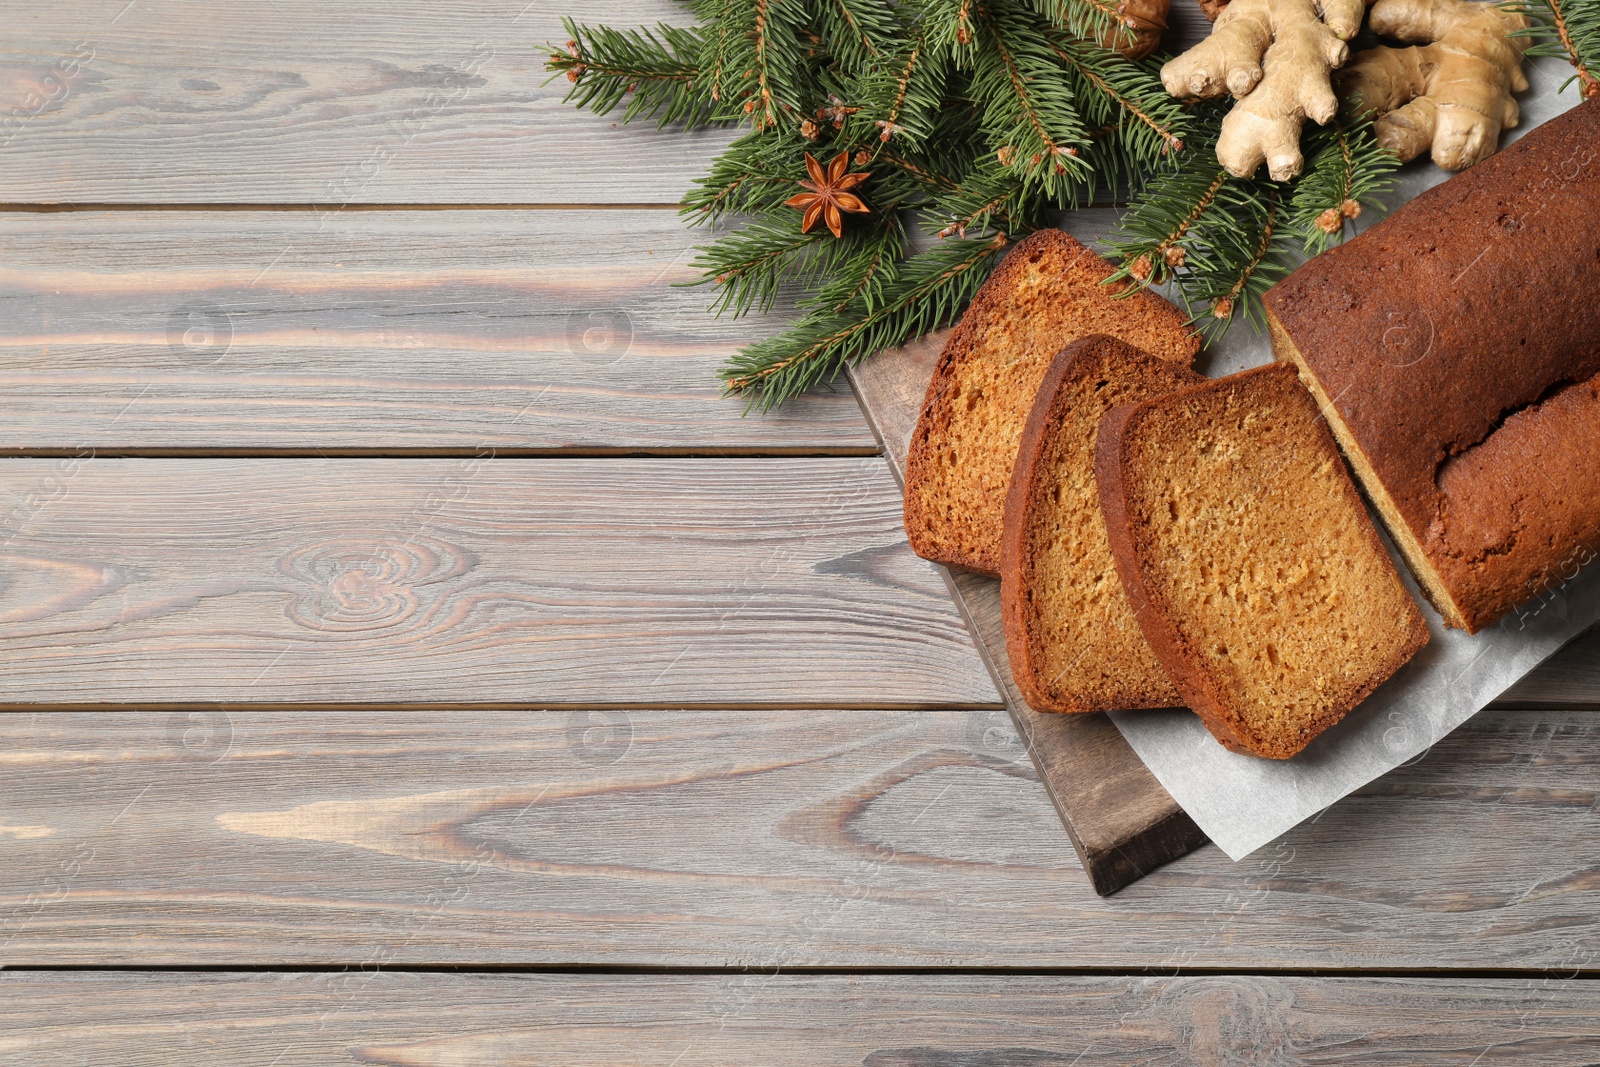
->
1162, 0, 1369, 179
1339, 0, 1529, 171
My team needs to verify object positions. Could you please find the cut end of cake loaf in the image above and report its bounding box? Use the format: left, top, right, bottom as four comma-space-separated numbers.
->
903, 228, 1200, 577
1267, 310, 1478, 632
1095, 363, 1430, 759
1000, 336, 1203, 713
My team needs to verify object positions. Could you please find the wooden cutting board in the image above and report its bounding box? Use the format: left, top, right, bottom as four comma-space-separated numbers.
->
849, 331, 1207, 896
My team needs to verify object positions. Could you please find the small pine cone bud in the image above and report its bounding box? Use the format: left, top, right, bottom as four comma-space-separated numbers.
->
1162, 244, 1185, 268
996, 146, 1015, 166
956, 26, 971, 43
626, 82, 638, 93
1212, 297, 1234, 320
938, 223, 958, 239
1341, 198, 1361, 220
1130, 255, 1153, 282
716, 273, 729, 284
744, 99, 756, 113
566, 40, 579, 56
854, 149, 871, 166
800, 119, 820, 140
1030, 152, 1042, 167
1316, 206, 1343, 234
566, 67, 583, 83
710, 86, 720, 102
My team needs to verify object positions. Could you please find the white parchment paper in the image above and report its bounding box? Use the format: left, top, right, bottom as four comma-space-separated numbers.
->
1103, 63, 1594, 860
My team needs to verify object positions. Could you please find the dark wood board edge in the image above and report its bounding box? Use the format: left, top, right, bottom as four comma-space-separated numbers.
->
847, 330, 1208, 896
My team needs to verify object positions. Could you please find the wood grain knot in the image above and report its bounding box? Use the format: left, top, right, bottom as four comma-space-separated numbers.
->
1152, 976, 1294, 1065
0, 553, 127, 625
280, 535, 472, 633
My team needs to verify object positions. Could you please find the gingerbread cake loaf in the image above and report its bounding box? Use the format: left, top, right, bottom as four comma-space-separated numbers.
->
1095, 364, 1429, 759
903, 228, 1200, 576
1000, 336, 1202, 713
1264, 98, 1600, 633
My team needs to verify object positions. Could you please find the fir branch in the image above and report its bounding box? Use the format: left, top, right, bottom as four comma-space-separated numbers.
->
1286, 110, 1397, 253
844, 30, 948, 149
1106, 100, 1393, 329
720, 233, 1012, 408
808, 213, 908, 313
1107, 163, 1229, 284
683, 128, 818, 223
1509, 0, 1600, 98
918, 0, 982, 58
547, 19, 723, 127
709, 0, 738, 105
968, 0, 1092, 199
753, 0, 786, 128
816, 0, 898, 70
693, 218, 834, 316
706, 0, 816, 131
926, 158, 1035, 235
1032, 0, 1132, 56
1203, 185, 1286, 327
1046, 35, 1188, 201
1049, 38, 1183, 156
875, 150, 960, 191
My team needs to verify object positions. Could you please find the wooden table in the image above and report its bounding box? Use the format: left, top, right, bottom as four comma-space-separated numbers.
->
2, 2, 1598, 1060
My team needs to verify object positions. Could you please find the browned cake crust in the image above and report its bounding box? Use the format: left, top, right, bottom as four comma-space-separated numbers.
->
1264, 98, 1600, 633
999, 336, 1202, 713
1095, 364, 1430, 759
903, 228, 1200, 576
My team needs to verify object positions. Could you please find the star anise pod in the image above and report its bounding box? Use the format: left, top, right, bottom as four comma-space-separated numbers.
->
785, 151, 871, 239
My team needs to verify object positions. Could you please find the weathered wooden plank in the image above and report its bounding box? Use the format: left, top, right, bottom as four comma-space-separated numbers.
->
0, 0, 1221, 207
5, 971, 1600, 1065
1500, 628, 1600, 707
1, 705, 1595, 968
0, 0, 737, 204
0, 208, 874, 453
0, 457, 999, 708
